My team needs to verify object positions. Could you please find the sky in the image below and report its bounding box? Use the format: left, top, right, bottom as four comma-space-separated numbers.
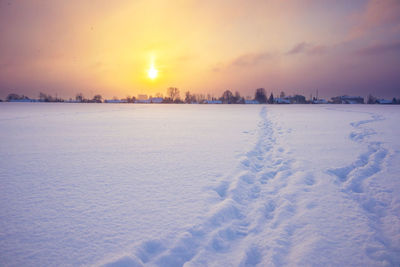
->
0, 0, 399, 100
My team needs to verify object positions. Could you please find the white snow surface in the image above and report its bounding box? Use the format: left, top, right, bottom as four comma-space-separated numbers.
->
0, 103, 399, 266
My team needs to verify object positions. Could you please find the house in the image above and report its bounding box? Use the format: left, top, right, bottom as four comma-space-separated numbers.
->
9, 98, 37, 102
204, 100, 222, 104
135, 99, 151, 103
65, 99, 80, 103
376, 99, 392, 104
274, 98, 290, 104
104, 99, 127, 103
312, 99, 328, 104
289, 95, 307, 104
150, 97, 163, 103
245, 100, 259, 104
331, 95, 364, 104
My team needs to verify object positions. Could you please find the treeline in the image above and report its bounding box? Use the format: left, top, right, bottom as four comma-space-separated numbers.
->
166, 88, 301, 104
0, 88, 309, 104
2, 88, 400, 105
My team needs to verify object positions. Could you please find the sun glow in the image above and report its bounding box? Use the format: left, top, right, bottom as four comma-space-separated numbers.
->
147, 56, 158, 80
148, 66, 158, 79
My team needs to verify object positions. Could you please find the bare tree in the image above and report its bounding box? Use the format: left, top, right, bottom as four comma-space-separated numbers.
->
167, 87, 180, 102
196, 94, 206, 103
185, 91, 192, 103
220, 90, 234, 104
39, 92, 58, 102
233, 91, 244, 104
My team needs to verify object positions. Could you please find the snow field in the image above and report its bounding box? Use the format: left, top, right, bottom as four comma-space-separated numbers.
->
0, 103, 399, 266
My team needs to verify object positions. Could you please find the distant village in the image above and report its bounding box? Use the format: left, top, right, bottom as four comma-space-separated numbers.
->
2, 87, 399, 105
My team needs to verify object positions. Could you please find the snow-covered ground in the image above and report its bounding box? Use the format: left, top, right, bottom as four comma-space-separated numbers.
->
0, 103, 399, 266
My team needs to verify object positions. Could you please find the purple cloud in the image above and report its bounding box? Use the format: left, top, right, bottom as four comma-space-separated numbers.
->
287, 42, 327, 55
357, 41, 400, 55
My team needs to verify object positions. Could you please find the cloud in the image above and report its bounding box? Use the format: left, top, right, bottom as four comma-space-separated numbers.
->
211, 51, 274, 72
287, 42, 327, 55
350, 0, 400, 39
357, 41, 400, 56
232, 52, 273, 67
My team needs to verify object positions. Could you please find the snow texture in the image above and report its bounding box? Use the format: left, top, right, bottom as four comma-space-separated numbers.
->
0, 103, 399, 266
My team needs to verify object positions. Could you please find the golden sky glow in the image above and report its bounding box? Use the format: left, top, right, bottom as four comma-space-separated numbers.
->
0, 0, 400, 99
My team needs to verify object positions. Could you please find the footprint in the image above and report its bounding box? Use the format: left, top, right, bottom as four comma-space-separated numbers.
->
239, 173, 256, 184
155, 232, 199, 267
214, 181, 230, 198
210, 224, 249, 252
250, 185, 261, 199
241, 246, 262, 266
136, 240, 166, 263
260, 171, 277, 183
306, 202, 317, 210
103, 256, 144, 267
345, 148, 387, 193
304, 173, 315, 186
263, 201, 276, 220
241, 158, 251, 168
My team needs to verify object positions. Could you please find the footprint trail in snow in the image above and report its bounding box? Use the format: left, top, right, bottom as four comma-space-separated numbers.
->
104, 107, 319, 266
327, 109, 400, 265
103, 106, 400, 267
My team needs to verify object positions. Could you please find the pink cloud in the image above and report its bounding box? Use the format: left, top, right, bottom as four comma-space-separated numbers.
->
350, 0, 400, 39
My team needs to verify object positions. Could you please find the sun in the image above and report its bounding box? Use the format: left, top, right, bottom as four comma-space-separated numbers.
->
147, 55, 158, 80
148, 65, 158, 79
